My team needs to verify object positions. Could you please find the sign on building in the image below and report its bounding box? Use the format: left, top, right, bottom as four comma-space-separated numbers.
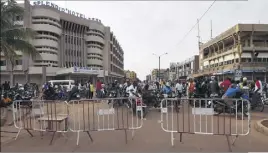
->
234, 69, 242, 81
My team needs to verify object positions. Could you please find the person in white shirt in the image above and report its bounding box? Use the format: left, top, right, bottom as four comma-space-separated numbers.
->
175, 80, 183, 98
126, 81, 137, 97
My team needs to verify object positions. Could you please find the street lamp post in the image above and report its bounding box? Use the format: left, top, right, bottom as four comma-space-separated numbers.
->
153, 53, 168, 81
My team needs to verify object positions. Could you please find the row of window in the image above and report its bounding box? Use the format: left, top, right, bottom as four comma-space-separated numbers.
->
87, 65, 103, 68
33, 22, 61, 29
204, 59, 238, 69
87, 53, 103, 57
35, 60, 58, 64
32, 16, 60, 24
64, 62, 83, 68
39, 51, 57, 55
241, 58, 268, 63
35, 46, 58, 51
88, 29, 104, 36
36, 37, 58, 42
110, 64, 124, 75
110, 44, 123, 56
34, 64, 58, 67
64, 35, 83, 45
87, 33, 104, 39
88, 46, 103, 50
88, 57, 102, 61
87, 41, 104, 47
65, 50, 82, 56
37, 31, 59, 38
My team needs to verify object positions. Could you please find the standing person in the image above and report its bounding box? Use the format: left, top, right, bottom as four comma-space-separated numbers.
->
254, 77, 263, 94
86, 81, 90, 99
96, 79, 101, 98
209, 76, 220, 97
90, 82, 94, 99
175, 80, 183, 98
187, 78, 195, 98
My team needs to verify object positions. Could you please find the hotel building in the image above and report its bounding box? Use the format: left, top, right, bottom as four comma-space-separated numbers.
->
0, 0, 125, 86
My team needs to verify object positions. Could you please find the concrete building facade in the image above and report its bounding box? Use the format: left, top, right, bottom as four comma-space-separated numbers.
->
151, 69, 166, 81
124, 70, 137, 81
170, 55, 199, 80
0, 1, 125, 86
196, 24, 268, 82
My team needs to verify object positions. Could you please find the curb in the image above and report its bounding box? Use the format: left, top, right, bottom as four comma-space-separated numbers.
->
254, 119, 268, 136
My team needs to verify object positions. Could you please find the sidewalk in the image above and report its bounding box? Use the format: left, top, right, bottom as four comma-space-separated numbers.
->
0, 110, 23, 146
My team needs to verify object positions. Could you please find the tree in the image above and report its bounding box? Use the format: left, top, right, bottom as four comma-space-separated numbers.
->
0, 0, 38, 126
1, 0, 38, 86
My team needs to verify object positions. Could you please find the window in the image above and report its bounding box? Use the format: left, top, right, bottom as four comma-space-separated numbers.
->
0, 60, 6, 66
15, 60, 22, 65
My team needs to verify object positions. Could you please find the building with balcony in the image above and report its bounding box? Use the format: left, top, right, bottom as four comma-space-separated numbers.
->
170, 55, 199, 80
0, 0, 125, 86
125, 70, 137, 81
196, 24, 268, 82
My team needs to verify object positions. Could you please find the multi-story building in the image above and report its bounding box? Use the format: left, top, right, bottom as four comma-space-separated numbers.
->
0, 0, 125, 86
197, 24, 268, 82
169, 63, 177, 81
124, 70, 137, 81
146, 74, 151, 83
151, 69, 166, 81
173, 55, 199, 79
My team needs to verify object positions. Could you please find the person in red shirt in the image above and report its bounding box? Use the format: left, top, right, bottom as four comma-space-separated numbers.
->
96, 79, 102, 98
220, 77, 231, 92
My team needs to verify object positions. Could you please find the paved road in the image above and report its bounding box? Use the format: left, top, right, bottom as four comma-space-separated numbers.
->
1, 105, 268, 152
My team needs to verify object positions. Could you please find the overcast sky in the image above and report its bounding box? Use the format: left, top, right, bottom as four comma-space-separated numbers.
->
30, 0, 267, 80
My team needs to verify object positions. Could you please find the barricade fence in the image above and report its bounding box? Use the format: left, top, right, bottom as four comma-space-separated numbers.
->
12, 97, 144, 145
159, 97, 251, 152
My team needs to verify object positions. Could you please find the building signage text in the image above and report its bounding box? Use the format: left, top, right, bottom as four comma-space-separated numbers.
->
33, 1, 86, 19
73, 67, 100, 74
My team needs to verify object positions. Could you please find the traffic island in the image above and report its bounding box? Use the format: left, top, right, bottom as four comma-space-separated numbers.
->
254, 119, 268, 136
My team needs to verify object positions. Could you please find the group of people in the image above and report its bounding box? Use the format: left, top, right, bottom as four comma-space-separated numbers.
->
159, 76, 267, 101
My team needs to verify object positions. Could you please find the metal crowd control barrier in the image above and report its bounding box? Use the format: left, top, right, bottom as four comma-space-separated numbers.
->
12, 97, 144, 145
13, 99, 71, 144
159, 97, 251, 152
67, 97, 144, 145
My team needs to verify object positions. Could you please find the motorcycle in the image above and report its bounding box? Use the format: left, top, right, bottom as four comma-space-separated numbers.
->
211, 91, 250, 117
14, 92, 33, 108
131, 92, 148, 119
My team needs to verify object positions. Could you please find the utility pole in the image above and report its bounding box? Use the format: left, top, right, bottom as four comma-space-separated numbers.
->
158, 56, 160, 82
153, 53, 168, 82
197, 19, 201, 49
210, 20, 213, 40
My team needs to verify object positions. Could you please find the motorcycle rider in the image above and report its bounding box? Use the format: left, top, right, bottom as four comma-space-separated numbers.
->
208, 76, 220, 97
126, 81, 137, 97
67, 82, 79, 102
222, 81, 241, 106
162, 82, 172, 97
220, 77, 232, 93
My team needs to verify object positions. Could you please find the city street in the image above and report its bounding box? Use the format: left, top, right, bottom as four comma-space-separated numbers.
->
1, 106, 268, 152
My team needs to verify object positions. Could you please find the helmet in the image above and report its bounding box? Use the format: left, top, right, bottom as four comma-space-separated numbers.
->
211, 76, 215, 80
166, 82, 170, 87
243, 77, 247, 82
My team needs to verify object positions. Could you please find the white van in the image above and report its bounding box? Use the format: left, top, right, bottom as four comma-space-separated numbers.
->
48, 80, 75, 91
